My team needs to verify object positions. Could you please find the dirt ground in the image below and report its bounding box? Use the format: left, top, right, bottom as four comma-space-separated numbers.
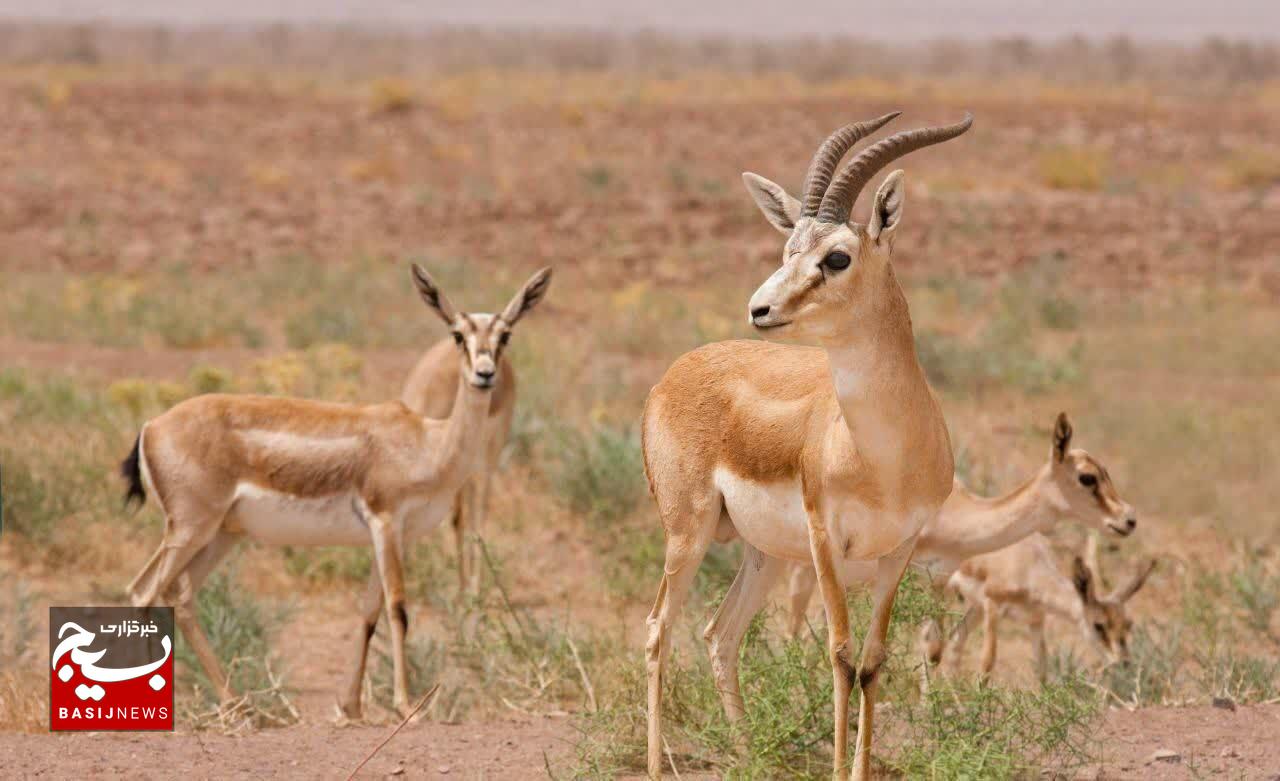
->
1, 705, 1277, 779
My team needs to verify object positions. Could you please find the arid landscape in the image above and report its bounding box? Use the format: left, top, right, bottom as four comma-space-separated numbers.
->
2, 23, 1280, 779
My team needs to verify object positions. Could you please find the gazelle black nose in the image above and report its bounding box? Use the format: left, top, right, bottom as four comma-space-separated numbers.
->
476, 368, 495, 379
1125, 517, 1137, 530
751, 305, 771, 319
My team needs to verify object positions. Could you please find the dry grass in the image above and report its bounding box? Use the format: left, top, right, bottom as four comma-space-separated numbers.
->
1037, 145, 1109, 191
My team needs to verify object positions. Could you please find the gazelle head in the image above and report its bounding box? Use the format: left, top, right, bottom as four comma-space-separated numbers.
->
1071, 554, 1157, 665
743, 112, 972, 345
1047, 412, 1138, 537
411, 265, 553, 390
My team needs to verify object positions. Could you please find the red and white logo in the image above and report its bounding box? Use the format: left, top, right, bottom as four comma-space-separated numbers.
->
49, 607, 174, 731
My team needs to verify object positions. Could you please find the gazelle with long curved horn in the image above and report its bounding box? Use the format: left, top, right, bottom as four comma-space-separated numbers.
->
642, 112, 972, 780
122, 265, 551, 719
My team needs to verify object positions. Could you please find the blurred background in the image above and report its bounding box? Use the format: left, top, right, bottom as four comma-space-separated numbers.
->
1, 3, 1278, 778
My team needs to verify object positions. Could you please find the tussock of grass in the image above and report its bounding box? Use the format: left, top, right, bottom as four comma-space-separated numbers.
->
0, 584, 42, 732
366, 541, 618, 722
550, 423, 645, 528
890, 678, 1098, 780
178, 563, 300, 731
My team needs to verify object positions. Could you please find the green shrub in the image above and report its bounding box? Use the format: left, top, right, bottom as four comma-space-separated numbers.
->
178, 564, 298, 729
551, 424, 646, 528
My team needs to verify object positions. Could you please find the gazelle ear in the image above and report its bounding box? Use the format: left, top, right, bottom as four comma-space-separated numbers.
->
742, 172, 802, 235
867, 169, 905, 245
499, 267, 553, 327
411, 264, 459, 326
1113, 559, 1157, 603
1052, 412, 1073, 463
1071, 556, 1098, 605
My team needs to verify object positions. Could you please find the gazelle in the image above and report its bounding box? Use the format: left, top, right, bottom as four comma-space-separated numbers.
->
122, 265, 551, 719
401, 311, 518, 596
642, 111, 972, 779
942, 533, 1156, 682
783, 413, 1137, 643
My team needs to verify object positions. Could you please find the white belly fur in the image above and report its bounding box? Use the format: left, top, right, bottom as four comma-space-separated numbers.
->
714, 467, 932, 579
229, 484, 451, 546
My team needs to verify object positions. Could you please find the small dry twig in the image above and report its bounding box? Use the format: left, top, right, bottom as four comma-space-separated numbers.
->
344, 683, 440, 781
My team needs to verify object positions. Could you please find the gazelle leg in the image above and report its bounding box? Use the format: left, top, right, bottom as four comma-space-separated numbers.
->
646, 530, 712, 778
448, 490, 468, 594
703, 544, 784, 722
787, 563, 818, 640
338, 570, 385, 719
357, 500, 412, 717
941, 603, 982, 675
165, 530, 240, 705
126, 543, 166, 599
808, 521, 855, 780
850, 536, 917, 781
979, 598, 999, 680
1030, 613, 1048, 685
463, 473, 490, 596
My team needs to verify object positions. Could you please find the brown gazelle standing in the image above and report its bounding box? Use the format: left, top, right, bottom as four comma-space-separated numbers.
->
642, 111, 972, 779
401, 312, 518, 596
123, 265, 551, 719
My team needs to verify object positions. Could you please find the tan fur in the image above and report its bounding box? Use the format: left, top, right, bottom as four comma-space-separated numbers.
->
125, 265, 551, 720
643, 126, 962, 779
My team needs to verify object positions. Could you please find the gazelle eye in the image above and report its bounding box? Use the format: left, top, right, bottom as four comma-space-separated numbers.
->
452, 332, 464, 346
498, 332, 511, 347
1079, 474, 1097, 488
822, 251, 852, 271
1094, 622, 1107, 635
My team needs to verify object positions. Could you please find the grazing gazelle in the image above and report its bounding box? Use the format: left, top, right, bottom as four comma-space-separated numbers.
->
782, 413, 1137, 644
942, 534, 1156, 682
401, 306, 518, 596
642, 111, 972, 780
122, 265, 551, 718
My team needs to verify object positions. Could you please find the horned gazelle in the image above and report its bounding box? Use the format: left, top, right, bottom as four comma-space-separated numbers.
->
401, 314, 517, 596
943, 532, 1156, 682
123, 265, 551, 718
642, 111, 972, 779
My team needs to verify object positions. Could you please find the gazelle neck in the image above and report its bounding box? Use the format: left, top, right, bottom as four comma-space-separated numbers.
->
824, 272, 951, 507
930, 464, 1061, 561
434, 365, 491, 476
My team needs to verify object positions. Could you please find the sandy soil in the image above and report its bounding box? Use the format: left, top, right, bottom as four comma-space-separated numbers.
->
2, 705, 1277, 779
0, 719, 572, 780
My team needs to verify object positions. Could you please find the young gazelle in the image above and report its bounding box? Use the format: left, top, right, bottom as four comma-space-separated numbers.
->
943, 534, 1156, 682
122, 265, 551, 718
782, 413, 1137, 641
401, 313, 517, 596
643, 111, 972, 779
